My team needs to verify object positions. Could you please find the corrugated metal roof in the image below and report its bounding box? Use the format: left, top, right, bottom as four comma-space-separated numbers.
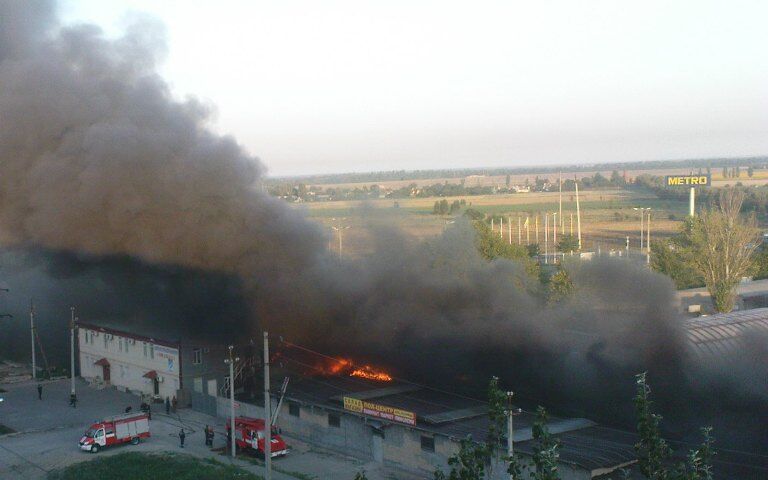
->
684, 308, 768, 361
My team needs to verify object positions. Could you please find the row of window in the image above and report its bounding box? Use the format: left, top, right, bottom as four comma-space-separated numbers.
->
82, 330, 156, 359
285, 402, 436, 452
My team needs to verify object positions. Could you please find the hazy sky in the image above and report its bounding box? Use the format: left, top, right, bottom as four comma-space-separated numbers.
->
61, 1, 768, 177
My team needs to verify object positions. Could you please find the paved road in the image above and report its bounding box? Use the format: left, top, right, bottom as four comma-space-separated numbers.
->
0, 379, 398, 480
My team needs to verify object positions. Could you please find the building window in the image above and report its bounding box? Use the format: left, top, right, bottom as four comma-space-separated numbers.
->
421, 436, 435, 452
143, 343, 148, 357
328, 413, 340, 428
119, 338, 123, 352
104, 335, 108, 349
289, 402, 300, 417
192, 348, 202, 365
193, 377, 203, 393
149, 344, 154, 359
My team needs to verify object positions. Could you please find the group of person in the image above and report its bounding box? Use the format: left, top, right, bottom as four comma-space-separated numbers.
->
177, 426, 214, 448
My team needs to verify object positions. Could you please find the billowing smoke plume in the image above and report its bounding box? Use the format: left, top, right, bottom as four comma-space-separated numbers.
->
1, 0, 766, 454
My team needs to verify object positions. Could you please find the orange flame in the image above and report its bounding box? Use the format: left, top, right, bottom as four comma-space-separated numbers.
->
316, 358, 392, 382
350, 365, 393, 382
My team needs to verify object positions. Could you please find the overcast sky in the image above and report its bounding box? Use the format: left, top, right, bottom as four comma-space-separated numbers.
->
61, 1, 768, 177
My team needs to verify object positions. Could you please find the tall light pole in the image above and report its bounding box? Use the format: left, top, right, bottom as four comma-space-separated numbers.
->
70, 307, 77, 397
633, 207, 651, 257
30, 299, 36, 381
224, 346, 239, 459
331, 218, 350, 259
263, 332, 272, 480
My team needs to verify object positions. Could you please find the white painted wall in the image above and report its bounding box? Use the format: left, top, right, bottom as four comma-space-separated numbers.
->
78, 326, 180, 400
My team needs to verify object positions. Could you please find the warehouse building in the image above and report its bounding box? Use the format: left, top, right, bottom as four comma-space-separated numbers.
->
191, 364, 637, 480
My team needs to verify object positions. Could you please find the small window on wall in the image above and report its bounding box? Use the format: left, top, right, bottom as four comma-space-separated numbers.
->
421, 435, 435, 452
104, 335, 108, 349
193, 348, 202, 365
149, 344, 154, 359
328, 413, 340, 428
289, 402, 300, 417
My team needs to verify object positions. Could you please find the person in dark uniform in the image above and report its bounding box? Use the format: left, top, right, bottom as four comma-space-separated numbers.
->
37, 383, 42, 400
140, 401, 151, 420
165, 396, 170, 415
69, 392, 77, 408
179, 428, 185, 448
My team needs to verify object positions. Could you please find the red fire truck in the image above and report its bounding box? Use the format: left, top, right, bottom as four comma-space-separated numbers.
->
79, 412, 151, 453
226, 417, 289, 457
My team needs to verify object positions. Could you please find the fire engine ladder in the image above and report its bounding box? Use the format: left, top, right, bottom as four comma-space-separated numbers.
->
220, 356, 256, 397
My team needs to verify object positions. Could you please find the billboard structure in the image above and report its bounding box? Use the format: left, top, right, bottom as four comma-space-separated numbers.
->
664, 174, 711, 216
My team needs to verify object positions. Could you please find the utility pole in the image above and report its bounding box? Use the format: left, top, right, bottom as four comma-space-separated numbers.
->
506, 391, 521, 480
553, 213, 558, 263
263, 332, 272, 480
646, 210, 651, 265
500, 217, 504, 239
558, 172, 563, 231
626, 236, 630, 257
544, 213, 549, 264
525, 217, 530, 244
508, 217, 512, 245
30, 299, 36, 380
331, 219, 349, 259
225, 346, 239, 459
70, 307, 76, 397
517, 216, 521, 244
574, 177, 582, 250
535, 215, 539, 245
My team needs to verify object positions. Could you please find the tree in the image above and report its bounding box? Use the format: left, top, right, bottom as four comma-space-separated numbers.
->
722, 167, 728, 179
486, 377, 507, 454
634, 373, 715, 480
650, 238, 704, 289
610, 170, 624, 186
634, 372, 672, 480
530, 407, 560, 480
354, 471, 368, 480
688, 189, 759, 312
472, 221, 529, 262
548, 269, 574, 304
747, 166, 754, 178
527, 244, 541, 258
735, 166, 741, 178
434, 436, 489, 480
557, 234, 579, 254
506, 174, 511, 188
507, 407, 561, 480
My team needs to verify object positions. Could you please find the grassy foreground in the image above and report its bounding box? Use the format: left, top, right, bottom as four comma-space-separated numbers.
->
48, 452, 262, 480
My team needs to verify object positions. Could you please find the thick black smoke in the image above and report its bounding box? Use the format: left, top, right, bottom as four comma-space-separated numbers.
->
0, 0, 766, 456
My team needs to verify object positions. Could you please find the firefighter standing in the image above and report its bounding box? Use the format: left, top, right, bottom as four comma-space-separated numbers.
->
179, 428, 185, 448
171, 395, 177, 413
165, 396, 170, 415
37, 383, 42, 400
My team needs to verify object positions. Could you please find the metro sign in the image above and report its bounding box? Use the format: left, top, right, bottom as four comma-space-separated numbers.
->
665, 175, 711, 187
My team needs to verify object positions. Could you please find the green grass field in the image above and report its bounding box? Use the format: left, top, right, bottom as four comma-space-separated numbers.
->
292, 188, 691, 257
47, 452, 262, 480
